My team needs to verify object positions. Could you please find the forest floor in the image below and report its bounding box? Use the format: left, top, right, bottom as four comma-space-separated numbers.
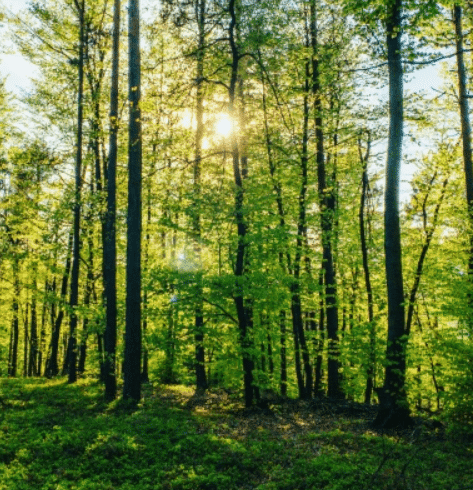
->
0, 378, 472, 490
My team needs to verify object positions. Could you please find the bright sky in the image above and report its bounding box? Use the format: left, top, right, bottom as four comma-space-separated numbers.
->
0, 0, 38, 94
0, 0, 447, 202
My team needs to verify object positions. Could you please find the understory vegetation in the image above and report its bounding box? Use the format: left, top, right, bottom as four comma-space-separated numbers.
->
0, 378, 472, 490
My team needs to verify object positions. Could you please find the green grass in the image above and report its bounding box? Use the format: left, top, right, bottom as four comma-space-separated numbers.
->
0, 378, 472, 490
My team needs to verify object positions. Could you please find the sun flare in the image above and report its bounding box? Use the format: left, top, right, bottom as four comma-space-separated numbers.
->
215, 115, 233, 137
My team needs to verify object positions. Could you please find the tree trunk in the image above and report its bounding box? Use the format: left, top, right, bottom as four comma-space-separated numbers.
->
67, 0, 86, 385
28, 267, 38, 377
228, 0, 255, 408
8, 256, 20, 377
358, 134, 376, 404
310, 0, 340, 398
23, 302, 29, 376
45, 231, 73, 378
141, 170, 151, 384
123, 0, 142, 404
289, 45, 313, 400
374, 0, 411, 429
193, 0, 207, 392
103, 0, 120, 402
406, 175, 448, 336
279, 310, 287, 397
454, 4, 473, 294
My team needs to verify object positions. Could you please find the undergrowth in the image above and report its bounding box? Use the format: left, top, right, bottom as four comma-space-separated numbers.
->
0, 378, 472, 490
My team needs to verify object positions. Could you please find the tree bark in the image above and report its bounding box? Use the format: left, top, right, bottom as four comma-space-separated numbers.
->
193, 0, 207, 391
310, 0, 340, 398
67, 0, 86, 385
123, 0, 142, 403
28, 265, 39, 377
374, 0, 411, 429
103, 0, 120, 402
8, 256, 20, 377
45, 231, 73, 378
228, 0, 254, 408
358, 134, 376, 404
454, 4, 473, 292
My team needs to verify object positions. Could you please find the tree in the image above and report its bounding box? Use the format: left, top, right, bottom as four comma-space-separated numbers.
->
123, 0, 142, 403
310, 0, 341, 399
227, 0, 255, 408
65, 0, 86, 385
374, 0, 411, 429
192, 0, 208, 392
103, 0, 120, 402
453, 3, 473, 294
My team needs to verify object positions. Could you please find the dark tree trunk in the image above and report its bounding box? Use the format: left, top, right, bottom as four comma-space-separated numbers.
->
314, 275, 325, 395
28, 268, 38, 377
374, 0, 411, 429
123, 0, 142, 404
77, 236, 93, 376
289, 45, 312, 400
280, 310, 287, 397
97, 333, 105, 380
228, 0, 255, 408
103, 0, 120, 402
67, 0, 86, 385
8, 257, 20, 377
405, 175, 448, 336
46, 231, 73, 378
454, 4, 473, 291
23, 302, 29, 376
358, 134, 376, 404
37, 283, 49, 376
261, 68, 290, 399
193, 0, 207, 392
310, 0, 340, 398
141, 173, 151, 384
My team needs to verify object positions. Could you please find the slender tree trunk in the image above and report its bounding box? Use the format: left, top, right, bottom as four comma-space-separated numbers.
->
103, 0, 120, 402
279, 310, 287, 397
8, 256, 20, 377
67, 0, 86, 385
46, 231, 73, 378
78, 226, 95, 375
123, 0, 142, 403
141, 172, 151, 384
28, 266, 38, 377
374, 0, 411, 429
38, 282, 49, 376
193, 0, 207, 391
289, 47, 313, 400
405, 175, 449, 336
314, 273, 325, 395
310, 0, 340, 398
23, 302, 29, 377
261, 69, 290, 398
358, 134, 376, 404
454, 4, 473, 295
228, 0, 255, 408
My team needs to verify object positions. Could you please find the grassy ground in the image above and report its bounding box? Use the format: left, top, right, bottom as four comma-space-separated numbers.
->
0, 378, 472, 490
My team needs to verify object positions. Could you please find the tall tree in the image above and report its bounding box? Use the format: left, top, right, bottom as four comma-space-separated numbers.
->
103, 0, 120, 402
66, 0, 86, 384
193, 0, 208, 392
123, 0, 142, 403
374, 0, 411, 429
228, 0, 255, 408
453, 4, 473, 297
310, 0, 340, 399
358, 132, 376, 404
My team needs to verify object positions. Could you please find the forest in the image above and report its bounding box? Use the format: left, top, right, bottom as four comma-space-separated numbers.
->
1, 0, 473, 488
